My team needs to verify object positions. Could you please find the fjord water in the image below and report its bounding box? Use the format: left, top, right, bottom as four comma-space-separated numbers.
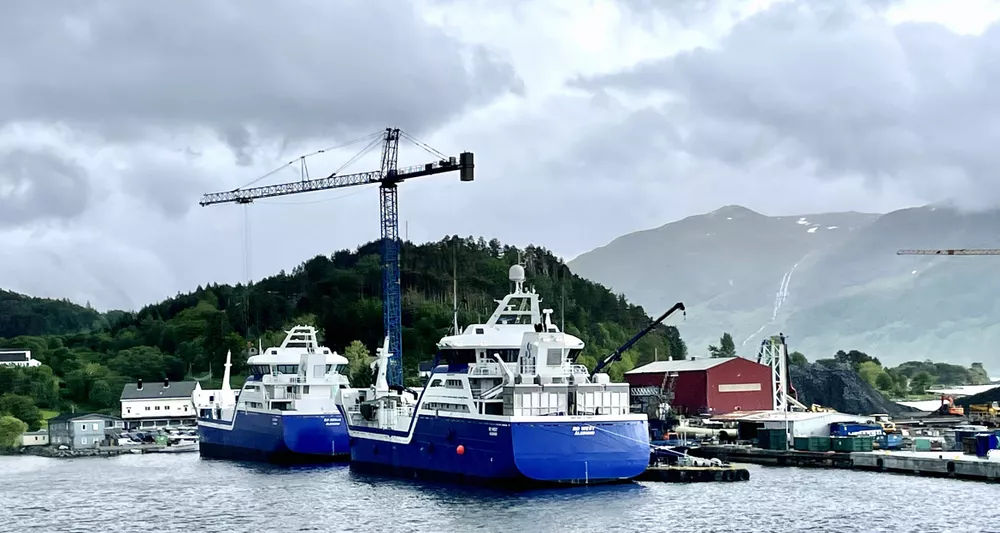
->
1, 454, 995, 533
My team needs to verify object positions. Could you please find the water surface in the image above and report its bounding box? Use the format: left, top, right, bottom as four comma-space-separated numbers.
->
1, 454, 995, 533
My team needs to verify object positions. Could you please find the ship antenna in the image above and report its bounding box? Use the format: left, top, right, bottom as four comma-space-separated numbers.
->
452, 240, 459, 335
561, 279, 565, 332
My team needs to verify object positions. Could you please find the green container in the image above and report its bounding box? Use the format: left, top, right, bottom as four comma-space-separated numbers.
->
831, 436, 874, 452
759, 428, 788, 450
914, 437, 932, 452
794, 436, 831, 452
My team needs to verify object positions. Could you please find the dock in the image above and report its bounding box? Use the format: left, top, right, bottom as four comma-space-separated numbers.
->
637, 464, 750, 482
691, 445, 1000, 482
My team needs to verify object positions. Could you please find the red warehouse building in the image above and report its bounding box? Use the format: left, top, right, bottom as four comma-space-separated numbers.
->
624, 357, 772, 415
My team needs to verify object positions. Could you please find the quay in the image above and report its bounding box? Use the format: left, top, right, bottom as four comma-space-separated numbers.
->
22, 444, 187, 459
690, 445, 1000, 482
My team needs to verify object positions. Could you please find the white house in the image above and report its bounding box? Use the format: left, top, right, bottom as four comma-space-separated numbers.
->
119, 379, 200, 429
0, 350, 41, 368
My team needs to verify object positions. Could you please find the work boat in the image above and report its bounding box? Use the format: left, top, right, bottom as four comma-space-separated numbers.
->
340, 265, 659, 487
197, 325, 352, 463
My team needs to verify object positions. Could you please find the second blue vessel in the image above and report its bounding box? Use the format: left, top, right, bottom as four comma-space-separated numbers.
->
197, 325, 352, 463
340, 265, 653, 487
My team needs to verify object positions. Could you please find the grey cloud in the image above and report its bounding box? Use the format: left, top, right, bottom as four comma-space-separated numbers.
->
0, 0, 523, 159
570, 2, 1000, 210
117, 150, 209, 219
0, 147, 90, 226
615, 0, 904, 20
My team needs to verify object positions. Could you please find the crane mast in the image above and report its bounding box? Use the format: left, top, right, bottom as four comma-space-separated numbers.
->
200, 127, 475, 387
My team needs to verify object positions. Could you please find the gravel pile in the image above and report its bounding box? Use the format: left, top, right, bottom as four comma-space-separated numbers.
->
789, 363, 920, 415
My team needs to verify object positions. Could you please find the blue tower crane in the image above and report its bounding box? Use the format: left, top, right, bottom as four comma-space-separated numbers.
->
200, 127, 475, 387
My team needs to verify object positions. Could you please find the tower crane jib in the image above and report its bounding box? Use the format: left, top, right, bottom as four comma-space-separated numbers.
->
199, 127, 475, 387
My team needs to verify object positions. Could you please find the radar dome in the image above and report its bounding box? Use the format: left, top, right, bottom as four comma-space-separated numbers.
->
508, 264, 526, 283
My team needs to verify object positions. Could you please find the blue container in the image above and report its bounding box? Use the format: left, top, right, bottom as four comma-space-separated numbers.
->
955, 430, 981, 451
975, 434, 999, 457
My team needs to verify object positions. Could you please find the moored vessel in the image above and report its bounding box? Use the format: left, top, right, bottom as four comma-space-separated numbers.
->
197, 325, 352, 463
340, 265, 657, 486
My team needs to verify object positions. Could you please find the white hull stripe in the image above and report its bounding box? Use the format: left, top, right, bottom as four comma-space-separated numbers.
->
344, 411, 646, 445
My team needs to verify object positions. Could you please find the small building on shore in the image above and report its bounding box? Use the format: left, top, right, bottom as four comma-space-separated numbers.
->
20, 430, 48, 447
47, 413, 124, 449
0, 350, 41, 368
711, 410, 868, 440
120, 379, 200, 429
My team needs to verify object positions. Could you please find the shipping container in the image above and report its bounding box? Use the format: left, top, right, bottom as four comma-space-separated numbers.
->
914, 437, 932, 452
974, 434, 999, 457
831, 436, 873, 452
758, 428, 788, 450
793, 436, 831, 452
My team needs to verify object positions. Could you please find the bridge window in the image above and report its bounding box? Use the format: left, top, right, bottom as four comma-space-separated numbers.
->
445, 379, 464, 389
438, 349, 475, 364
276, 365, 299, 374
325, 364, 347, 374
546, 348, 565, 366
492, 349, 519, 363
421, 402, 470, 413
429, 379, 443, 388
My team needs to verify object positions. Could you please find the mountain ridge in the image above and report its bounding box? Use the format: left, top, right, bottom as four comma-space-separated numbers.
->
569, 203, 1000, 367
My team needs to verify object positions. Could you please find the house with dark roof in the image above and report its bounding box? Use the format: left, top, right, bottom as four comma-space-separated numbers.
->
47, 413, 123, 449
120, 379, 200, 429
0, 349, 40, 368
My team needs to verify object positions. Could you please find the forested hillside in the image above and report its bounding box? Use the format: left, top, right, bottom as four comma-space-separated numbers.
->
0, 236, 686, 429
0, 290, 108, 338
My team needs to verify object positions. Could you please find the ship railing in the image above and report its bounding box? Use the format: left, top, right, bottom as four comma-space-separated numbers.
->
567, 364, 589, 375
261, 374, 299, 385
470, 364, 503, 377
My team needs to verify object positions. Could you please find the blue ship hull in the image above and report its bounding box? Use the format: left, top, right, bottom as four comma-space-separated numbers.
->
347, 414, 650, 487
198, 410, 350, 464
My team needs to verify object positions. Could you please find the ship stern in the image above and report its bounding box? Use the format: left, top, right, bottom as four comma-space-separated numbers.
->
510, 415, 649, 484
281, 413, 351, 459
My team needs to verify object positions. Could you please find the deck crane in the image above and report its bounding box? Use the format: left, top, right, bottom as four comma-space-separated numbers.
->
200, 127, 475, 387
590, 302, 686, 378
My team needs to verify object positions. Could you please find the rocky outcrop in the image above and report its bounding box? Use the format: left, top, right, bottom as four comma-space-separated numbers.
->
789, 363, 920, 415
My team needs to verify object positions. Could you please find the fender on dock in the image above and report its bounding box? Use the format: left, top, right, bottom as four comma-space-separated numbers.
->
636, 465, 750, 483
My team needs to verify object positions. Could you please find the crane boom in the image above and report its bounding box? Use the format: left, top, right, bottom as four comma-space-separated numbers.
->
200, 127, 475, 387
590, 302, 685, 378
199, 155, 473, 206
897, 249, 1000, 256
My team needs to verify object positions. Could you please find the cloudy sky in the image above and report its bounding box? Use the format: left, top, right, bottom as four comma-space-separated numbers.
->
3, 0, 1000, 311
